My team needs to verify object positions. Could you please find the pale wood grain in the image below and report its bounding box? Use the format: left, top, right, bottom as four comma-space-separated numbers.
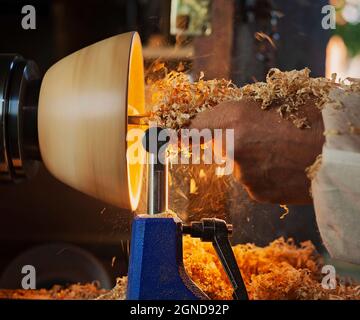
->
38, 32, 145, 211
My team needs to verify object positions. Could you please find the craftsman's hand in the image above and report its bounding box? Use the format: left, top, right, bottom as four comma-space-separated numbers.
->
189, 99, 325, 204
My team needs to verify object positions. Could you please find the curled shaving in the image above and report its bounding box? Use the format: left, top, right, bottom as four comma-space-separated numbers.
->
183, 236, 360, 300
149, 67, 359, 130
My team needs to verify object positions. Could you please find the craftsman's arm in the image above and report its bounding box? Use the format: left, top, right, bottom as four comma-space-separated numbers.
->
189, 98, 325, 204
189, 92, 360, 265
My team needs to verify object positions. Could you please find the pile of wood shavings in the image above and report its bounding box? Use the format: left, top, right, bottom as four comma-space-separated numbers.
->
96, 277, 128, 300
149, 67, 359, 130
1, 237, 358, 300
149, 70, 242, 129
0, 282, 106, 300
96, 237, 360, 300
183, 236, 360, 300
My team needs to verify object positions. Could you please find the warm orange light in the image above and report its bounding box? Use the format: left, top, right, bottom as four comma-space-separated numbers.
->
127, 33, 146, 211
326, 35, 348, 79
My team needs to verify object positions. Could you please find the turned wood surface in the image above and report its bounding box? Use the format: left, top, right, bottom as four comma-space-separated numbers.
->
38, 32, 145, 211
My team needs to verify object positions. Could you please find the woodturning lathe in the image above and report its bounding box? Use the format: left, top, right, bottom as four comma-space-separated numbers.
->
0, 31, 247, 300
0, 32, 146, 212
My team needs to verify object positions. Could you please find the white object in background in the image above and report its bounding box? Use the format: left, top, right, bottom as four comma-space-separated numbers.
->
312, 88, 360, 265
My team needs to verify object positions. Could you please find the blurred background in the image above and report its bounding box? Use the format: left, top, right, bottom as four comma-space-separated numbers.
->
0, 0, 359, 289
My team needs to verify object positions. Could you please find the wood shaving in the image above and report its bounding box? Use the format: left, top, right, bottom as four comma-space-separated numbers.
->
182, 236, 360, 300
57, 238, 354, 301
96, 277, 128, 300
190, 178, 198, 194
1, 238, 358, 300
137, 211, 178, 219
0, 282, 106, 300
306, 154, 323, 181
291, 116, 311, 129
279, 204, 289, 219
148, 67, 343, 130
170, 160, 229, 222
148, 69, 241, 129
255, 32, 276, 49
148, 66, 360, 131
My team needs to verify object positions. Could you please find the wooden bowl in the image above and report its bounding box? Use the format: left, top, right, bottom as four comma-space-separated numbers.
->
38, 32, 145, 211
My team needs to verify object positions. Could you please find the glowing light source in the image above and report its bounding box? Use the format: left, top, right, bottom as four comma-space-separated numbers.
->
342, 3, 360, 23
326, 35, 348, 79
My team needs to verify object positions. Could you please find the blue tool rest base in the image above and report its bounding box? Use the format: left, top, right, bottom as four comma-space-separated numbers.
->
127, 216, 208, 300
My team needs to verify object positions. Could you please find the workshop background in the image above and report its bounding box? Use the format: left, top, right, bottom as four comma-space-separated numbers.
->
0, 0, 359, 289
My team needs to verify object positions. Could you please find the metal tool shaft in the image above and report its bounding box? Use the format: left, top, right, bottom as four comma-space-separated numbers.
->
147, 152, 168, 214
143, 127, 169, 215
